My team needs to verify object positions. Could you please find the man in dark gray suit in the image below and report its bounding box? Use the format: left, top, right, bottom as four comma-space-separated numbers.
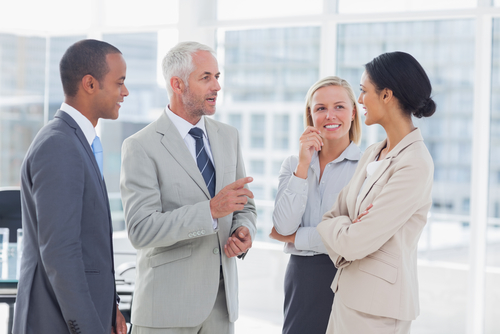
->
13, 39, 129, 334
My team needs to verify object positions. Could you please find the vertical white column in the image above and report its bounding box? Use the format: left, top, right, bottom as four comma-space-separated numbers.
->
467, 1, 493, 332
320, 0, 338, 77
178, 0, 217, 48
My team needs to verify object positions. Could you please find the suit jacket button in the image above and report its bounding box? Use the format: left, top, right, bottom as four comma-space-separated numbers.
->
188, 233, 193, 238
201, 230, 206, 235
213, 248, 220, 254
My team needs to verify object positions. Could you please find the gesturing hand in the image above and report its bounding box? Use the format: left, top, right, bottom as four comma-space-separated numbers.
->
210, 177, 254, 219
353, 204, 373, 223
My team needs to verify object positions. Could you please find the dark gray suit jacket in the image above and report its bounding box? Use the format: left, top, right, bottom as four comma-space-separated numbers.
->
13, 110, 116, 334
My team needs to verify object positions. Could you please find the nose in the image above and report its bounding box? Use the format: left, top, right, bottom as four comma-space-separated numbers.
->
357, 94, 362, 104
213, 79, 221, 92
326, 108, 334, 120
122, 83, 130, 97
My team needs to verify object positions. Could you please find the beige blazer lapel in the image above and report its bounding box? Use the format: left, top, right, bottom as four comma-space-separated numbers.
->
155, 111, 212, 199
205, 119, 224, 194
355, 129, 425, 216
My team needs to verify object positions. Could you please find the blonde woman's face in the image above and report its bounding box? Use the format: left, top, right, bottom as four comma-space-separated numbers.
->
310, 85, 355, 143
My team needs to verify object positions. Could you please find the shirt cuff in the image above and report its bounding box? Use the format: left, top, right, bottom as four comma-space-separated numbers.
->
294, 227, 309, 251
287, 173, 308, 195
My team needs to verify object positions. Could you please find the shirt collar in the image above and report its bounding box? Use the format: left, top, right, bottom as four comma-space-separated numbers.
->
60, 102, 96, 147
165, 105, 207, 139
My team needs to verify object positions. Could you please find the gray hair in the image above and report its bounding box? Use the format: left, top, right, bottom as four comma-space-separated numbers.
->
162, 41, 216, 98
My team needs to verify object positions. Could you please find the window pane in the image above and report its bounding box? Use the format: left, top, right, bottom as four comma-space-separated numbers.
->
250, 114, 266, 148
218, 0, 322, 20
0, 34, 46, 186
338, 0, 477, 13
222, 26, 320, 102
273, 115, 289, 150
487, 17, 500, 334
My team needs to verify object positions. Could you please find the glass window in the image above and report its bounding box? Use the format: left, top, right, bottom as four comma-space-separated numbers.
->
273, 115, 289, 150
227, 114, 242, 134
250, 114, 266, 148
100, 33, 168, 195
250, 160, 265, 175
0, 34, 46, 187
338, 0, 477, 13
222, 26, 320, 103
218, 0, 322, 20
487, 18, 500, 333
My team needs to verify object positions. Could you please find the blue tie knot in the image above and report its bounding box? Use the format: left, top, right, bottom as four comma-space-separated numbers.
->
188, 127, 204, 139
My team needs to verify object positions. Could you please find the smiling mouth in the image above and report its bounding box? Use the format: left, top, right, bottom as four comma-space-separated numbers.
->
206, 97, 217, 103
325, 124, 340, 129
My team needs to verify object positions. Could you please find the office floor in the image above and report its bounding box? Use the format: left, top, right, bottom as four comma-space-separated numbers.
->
2, 239, 500, 334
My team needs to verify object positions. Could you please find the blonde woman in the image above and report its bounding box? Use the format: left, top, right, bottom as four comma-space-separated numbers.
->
317, 52, 435, 333
270, 76, 362, 334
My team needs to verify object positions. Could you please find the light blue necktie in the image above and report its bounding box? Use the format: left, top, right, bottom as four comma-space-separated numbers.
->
188, 127, 216, 197
92, 136, 104, 179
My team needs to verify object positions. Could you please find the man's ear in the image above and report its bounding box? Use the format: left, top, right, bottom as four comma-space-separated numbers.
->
170, 76, 185, 95
81, 75, 98, 94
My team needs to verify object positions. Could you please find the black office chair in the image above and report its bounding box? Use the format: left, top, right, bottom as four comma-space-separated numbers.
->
0, 187, 22, 242
0, 187, 22, 334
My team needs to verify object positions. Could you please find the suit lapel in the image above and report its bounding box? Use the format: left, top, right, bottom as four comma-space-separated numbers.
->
55, 110, 107, 197
205, 119, 224, 195
156, 112, 211, 199
354, 129, 425, 215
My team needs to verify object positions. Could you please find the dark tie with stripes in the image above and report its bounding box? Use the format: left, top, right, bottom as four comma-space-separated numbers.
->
188, 127, 216, 198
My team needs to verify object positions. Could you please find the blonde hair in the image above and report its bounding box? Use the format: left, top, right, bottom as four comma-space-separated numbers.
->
304, 76, 361, 145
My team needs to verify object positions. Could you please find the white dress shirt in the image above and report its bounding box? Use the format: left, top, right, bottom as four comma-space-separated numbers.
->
165, 106, 218, 229
273, 142, 361, 256
60, 102, 97, 147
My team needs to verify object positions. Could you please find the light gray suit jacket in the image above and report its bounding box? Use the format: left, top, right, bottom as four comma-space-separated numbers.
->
13, 110, 116, 334
317, 129, 433, 321
120, 111, 257, 328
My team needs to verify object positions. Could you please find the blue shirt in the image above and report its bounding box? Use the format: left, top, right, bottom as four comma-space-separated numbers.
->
273, 142, 361, 255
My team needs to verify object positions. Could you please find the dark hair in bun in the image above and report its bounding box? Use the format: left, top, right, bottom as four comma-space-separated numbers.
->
364, 51, 436, 118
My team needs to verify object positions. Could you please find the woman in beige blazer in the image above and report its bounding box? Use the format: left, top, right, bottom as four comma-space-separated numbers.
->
317, 51, 435, 334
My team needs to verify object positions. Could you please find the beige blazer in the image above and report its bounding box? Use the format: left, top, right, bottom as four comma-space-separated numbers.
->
120, 111, 257, 328
317, 128, 433, 321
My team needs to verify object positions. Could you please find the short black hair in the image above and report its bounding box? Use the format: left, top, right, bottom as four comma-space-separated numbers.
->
60, 39, 122, 97
365, 51, 436, 118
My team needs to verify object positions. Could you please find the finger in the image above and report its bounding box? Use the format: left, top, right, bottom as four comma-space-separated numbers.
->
238, 227, 249, 239
227, 237, 244, 254
364, 203, 374, 211
233, 188, 254, 199
228, 177, 253, 190
224, 243, 237, 258
304, 126, 321, 135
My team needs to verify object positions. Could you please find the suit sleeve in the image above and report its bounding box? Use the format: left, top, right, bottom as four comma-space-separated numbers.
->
317, 153, 433, 262
30, 136, 107, 333
121, 137, 216, 249
228, 131, 257, 240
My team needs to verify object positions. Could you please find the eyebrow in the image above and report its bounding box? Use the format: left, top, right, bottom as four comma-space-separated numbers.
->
201, 71, 221, 76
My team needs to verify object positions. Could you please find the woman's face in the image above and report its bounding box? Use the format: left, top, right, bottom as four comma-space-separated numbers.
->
310, 85, 355, 143
358, 71, 385, 126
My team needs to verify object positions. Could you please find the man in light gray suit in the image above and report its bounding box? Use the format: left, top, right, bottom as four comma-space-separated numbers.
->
13, 39, 129, 334
120, 41, 257, 334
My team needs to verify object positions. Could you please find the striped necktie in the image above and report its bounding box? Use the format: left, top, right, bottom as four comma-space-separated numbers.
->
188, 127, 216, 197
